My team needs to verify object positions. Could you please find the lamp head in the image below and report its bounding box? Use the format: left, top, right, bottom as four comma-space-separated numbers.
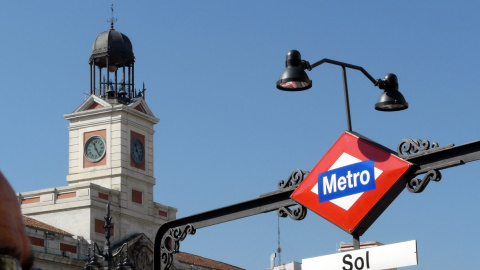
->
276, 50, 312, 91
375, 73, 409, 111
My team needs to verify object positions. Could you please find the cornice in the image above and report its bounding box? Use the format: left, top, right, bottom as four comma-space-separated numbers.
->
64, 103, 159, 125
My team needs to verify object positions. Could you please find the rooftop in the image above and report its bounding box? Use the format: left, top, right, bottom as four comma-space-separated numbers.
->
178, 252, 245, 270
23, 216, 73, 236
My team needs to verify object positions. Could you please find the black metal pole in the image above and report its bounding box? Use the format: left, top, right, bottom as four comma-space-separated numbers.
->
128, 66, 132, 97
106, 57, 110, 91
99, 66, 102, 96
132, 63, 134, 94
104, 203, 112, 270
341, 66, 353, 132
90, 64, 93, 95
353, 234, 360, 250
307, 59, 381, 132
115, 69, 118, 93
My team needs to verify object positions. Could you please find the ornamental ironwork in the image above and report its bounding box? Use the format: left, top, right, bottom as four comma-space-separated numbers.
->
397, 138, 440, 157
406, 169, 442, 193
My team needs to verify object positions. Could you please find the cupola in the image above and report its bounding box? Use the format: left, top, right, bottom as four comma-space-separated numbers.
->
88, 18, 145, 103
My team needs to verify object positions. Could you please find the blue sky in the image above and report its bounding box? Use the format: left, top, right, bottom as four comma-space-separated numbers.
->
1, 1, 480, 269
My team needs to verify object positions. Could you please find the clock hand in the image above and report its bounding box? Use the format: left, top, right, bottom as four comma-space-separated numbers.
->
93, 143, 100, 156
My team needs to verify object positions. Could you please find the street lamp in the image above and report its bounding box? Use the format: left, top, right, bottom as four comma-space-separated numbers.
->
84, 203, 136, 270
276, 50, 409, 131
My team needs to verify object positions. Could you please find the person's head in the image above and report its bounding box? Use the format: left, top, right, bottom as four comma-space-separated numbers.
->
0, 172, 33, 269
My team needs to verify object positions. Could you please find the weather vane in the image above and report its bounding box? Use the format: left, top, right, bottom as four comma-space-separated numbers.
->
107, 4, 117, 29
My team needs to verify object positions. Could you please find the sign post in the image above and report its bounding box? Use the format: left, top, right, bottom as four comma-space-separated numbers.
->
302, 240, 418, 270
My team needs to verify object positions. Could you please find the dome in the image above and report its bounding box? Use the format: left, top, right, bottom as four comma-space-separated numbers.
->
89, 29, 135, 68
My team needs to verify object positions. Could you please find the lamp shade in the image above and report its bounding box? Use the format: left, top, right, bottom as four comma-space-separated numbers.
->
375, 73, 408, 111
276, 50, 312, 91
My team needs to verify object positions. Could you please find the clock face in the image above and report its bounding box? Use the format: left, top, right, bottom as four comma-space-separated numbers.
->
131, 138, 145, 164
84, 136, 106, 163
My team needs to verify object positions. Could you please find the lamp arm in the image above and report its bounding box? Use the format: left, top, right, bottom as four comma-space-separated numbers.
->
305, 58, 383, 132
308, 58, 381, 87
112, 242, 128, 257
93, 242, 105, 259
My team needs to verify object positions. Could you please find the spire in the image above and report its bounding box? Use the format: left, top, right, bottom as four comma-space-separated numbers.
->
107, 4, 117, 30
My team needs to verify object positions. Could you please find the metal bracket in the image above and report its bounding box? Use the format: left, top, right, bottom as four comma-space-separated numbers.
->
278, 204, 307, 220
398, 139, 445, 193
277, 169, 308, 220
278, 169, 309, 189
159, 224, 196, 269
398, 138, 440, 158
406, 169, 442, 193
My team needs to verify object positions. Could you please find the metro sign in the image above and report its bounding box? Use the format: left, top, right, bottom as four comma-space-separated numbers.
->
291, 131, 413, 235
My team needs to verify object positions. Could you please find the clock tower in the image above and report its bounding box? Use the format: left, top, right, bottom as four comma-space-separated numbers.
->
18, 22, 176, 266
55, 23, 174, 242
64, 24, 158, 203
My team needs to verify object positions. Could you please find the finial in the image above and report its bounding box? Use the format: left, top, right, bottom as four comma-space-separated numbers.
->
107, 4, 117, 29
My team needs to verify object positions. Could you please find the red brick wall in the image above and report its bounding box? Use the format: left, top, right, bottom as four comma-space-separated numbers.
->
57, 192, 76, 200
159, 210, 168, 217
22, 197, 40, 204
60, 243, 77, 254
94, 219, 114, 236
29, 236, 44, 247
132, 189, 143, 204
98, 192, 109, 200
134, 104, 146, 113
87, 102, 103, 110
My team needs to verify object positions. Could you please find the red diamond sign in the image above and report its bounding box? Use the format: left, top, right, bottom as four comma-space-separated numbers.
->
291, 131, 413, 236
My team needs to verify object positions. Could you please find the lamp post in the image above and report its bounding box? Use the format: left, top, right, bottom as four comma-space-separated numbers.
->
276, 50, 409, 132
276, 50, 410, 248
83, 203, 135, 270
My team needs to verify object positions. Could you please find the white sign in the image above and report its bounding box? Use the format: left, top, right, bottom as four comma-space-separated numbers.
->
302, 240, 417, 270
